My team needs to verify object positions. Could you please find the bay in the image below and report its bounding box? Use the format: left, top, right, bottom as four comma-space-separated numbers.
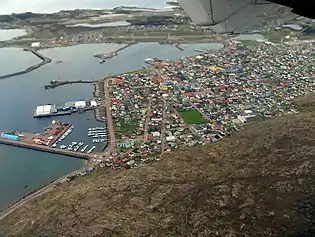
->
0, 42, 223, 211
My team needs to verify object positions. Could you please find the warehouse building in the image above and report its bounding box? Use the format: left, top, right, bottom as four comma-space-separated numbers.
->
35, 105, 52, 117
33, 100, 97, 118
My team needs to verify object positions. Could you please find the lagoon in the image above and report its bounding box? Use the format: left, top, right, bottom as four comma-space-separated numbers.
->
67, 21, 131, 28
0, 29, 27, 41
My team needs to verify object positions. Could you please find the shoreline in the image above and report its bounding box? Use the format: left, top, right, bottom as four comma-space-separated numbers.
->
0, 157, 92, 220
0, 37, 227, 50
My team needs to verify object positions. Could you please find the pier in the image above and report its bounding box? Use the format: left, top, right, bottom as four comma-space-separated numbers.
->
0, 138, 91, 160
0, 48, 52, 80
0, 122, 93, 160
93, 42, 137, 60
44, 79, 97, 89
175, 43, 184, 51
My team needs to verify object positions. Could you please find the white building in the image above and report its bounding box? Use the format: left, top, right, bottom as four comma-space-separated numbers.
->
75, 101, 86, 108
35, 104, 51, 116
152, 132, 161, 137
31, 42, 41, 48
166, 136, 176, 142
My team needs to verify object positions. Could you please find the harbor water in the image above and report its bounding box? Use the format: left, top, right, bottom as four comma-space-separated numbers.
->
0, 42, 223, 211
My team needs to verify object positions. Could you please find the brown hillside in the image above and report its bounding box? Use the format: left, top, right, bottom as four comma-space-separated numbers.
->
1, 97, 315, 237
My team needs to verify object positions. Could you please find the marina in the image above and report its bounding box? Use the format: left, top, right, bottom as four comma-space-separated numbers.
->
0, 121, 109, 160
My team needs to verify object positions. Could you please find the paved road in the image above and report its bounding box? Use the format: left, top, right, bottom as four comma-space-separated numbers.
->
106, 34, 224, 42
104, 79, 116, 153
143, 98, 152, 142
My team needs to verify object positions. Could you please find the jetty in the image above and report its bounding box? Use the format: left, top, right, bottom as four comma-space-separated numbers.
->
0, 138, 91, 160
0, 48, 52, 80
44, 80, 96, 89
175, 43, 184, 51
93, 42, 137, 60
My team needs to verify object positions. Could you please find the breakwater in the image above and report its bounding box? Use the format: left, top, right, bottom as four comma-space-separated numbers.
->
94, 42, 137, 60
0, 138, 91, 160
0, 48, 51, 80
44, 80, 97, 89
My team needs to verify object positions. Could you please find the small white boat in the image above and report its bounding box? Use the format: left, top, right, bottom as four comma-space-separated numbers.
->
87, 146, 96, 154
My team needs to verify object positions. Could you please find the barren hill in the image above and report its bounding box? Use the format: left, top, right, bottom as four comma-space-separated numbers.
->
1, 96, 315, 237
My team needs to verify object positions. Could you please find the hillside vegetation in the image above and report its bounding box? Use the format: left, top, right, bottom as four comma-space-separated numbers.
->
1, 96, 315, 236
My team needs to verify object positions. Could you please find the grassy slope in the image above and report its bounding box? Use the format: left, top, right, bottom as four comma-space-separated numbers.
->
2, 96, 315, 236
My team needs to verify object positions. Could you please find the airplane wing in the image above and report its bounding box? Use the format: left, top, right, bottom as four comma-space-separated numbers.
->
178, 0, 314, 33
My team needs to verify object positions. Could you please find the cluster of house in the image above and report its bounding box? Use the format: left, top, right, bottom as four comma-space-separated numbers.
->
103, 42, 315, 169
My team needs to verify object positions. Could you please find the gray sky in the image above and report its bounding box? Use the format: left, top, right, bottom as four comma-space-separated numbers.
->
0, 0, 165, 14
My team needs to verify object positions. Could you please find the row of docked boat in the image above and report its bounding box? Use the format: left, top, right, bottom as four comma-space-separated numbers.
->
92, 138, 107, 144
88, 127, 106, 131
52, 125, 74, 148
50, 125, 98, 154
88, 126, 108, 139
58, 142, 96, 154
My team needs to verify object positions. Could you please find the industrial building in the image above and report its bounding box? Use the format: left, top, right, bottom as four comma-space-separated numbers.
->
31, 42, 41, 48
0, 133, 19, 141
34, 100, 98, 118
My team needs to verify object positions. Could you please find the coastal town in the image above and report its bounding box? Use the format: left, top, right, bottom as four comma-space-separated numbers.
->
1, 38, 313, 175
3, 0, 315, 235
88, 40, 315, 170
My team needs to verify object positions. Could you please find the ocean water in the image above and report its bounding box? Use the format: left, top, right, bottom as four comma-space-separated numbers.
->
0, 42, 223, 211
0, 0, 167, 14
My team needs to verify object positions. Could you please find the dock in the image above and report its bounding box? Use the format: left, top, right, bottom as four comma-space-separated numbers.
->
0, 121, 92, 160
44, 80, 96, 89
175, 43, 184, 51
0, 138, 91, 160
0, 48, 52, 80
93, 42, 137, 60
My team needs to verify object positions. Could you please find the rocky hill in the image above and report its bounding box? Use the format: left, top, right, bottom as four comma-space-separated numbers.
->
1, 96, 315, 237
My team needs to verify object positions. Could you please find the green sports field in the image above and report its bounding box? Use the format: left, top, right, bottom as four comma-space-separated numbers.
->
180, 110, 206, 124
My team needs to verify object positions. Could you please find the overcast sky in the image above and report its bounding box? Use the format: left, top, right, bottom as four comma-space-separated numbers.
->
0, 0, 165, 14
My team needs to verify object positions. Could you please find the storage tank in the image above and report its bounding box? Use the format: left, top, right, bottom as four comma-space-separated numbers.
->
0, 133, 19, 141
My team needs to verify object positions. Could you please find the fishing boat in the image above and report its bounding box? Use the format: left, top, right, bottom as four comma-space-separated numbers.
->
87, 146, 96, 154
81, 145, 88, 152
